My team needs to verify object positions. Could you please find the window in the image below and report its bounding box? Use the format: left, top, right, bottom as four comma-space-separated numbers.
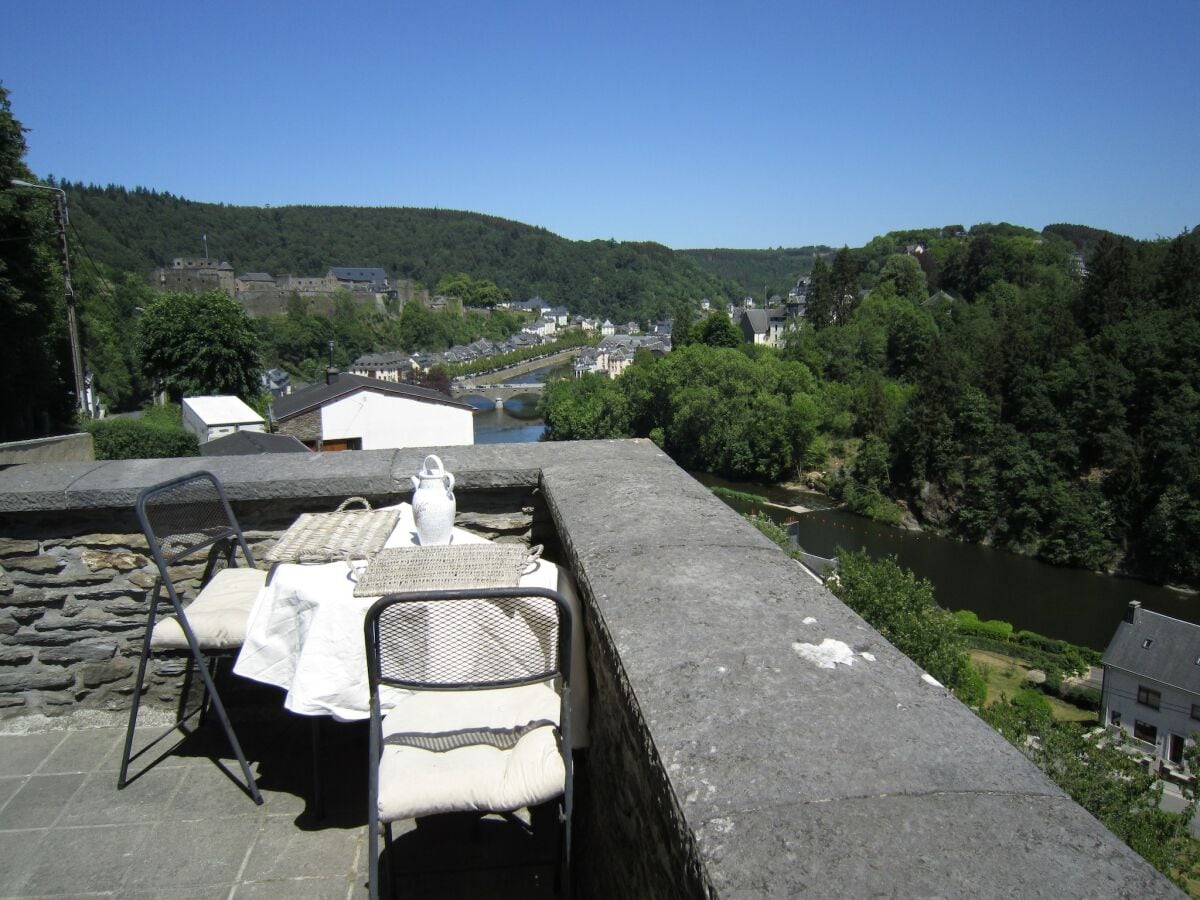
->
1110, 710, 1122, 727
1134, 720, 1158, 745
1137, 686, 1161, 710
1143, 638, 1154, 648
1192, 705, 1200, 722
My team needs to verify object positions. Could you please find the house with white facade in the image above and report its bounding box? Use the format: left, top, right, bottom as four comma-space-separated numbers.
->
600, 320, 615, 336
181, 396, 266, 444
349, 351, 416, 383
1101, 601, 1200, 774
740, 308, 789, 348
271, 373, 474, 451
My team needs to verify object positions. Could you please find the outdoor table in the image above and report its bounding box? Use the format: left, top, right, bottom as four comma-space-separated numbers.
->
233, 503, 589, 747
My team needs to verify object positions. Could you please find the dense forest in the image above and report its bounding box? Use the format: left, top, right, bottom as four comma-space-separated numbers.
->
61, 182, 740, 325
542, 223, 1200, 586
678, 246, 832, 299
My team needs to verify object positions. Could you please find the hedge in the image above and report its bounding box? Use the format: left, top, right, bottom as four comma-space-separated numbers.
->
86, 418, 199, 460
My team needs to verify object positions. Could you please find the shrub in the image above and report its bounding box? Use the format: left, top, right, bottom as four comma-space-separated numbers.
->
86, 418, 199, 460
954, 610, 1014, 641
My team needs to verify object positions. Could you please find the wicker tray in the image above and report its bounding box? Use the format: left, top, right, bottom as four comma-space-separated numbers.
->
264, 504, 401, 564
352, 544, 540, 597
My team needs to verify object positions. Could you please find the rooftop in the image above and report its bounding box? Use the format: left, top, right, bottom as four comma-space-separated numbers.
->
182, 396, 265, 426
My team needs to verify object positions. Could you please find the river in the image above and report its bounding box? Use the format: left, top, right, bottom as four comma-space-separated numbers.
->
467, 371, 1198, 650
691, 473, 1198, 650
468, 361, 575, 443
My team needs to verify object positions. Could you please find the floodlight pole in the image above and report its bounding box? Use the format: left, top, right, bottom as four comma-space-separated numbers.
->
10, 178, 88, 416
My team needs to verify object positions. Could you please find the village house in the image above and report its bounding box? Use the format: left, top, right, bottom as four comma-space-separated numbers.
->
349, 351, 417, 383
181, 395, 266, 444
1101, 601, 1200, 775
271, 372, 474, 451
740, 307, 789, 348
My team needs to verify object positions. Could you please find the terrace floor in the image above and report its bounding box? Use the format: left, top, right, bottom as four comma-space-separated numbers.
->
0, 698, 560, 899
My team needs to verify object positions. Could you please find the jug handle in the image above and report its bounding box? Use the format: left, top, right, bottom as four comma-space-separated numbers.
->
423, 454, 444, 475
444, 472, 455, 494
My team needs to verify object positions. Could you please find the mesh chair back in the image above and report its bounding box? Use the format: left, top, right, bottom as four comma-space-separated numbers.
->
366, 588, 572, 692
136, 471, 254, 570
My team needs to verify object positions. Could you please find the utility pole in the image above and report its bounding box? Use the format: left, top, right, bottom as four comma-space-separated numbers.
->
10, 179, 88, 417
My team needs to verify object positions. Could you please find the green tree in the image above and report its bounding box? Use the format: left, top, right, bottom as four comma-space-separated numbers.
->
877, 253, 928, 303
696, 311, 742, 348
830, 551, 985, 706
981, 696, 1198, 888
804, 256, 834, 330
539, 374, 632, 440
0, 86, 73, 439
829, 246, 859, 324
136, 290, 262, 400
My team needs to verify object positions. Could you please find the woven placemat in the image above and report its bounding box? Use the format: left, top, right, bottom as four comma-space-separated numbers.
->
264, 506, 401, 563
352, 544, 539, 596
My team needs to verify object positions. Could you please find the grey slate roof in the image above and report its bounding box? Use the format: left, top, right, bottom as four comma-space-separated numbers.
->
742, 308, 770, 334
199, 430, 310, 456
238, 272, 274, 282
1102, 604, 1200, 694
272, 372, 472, 421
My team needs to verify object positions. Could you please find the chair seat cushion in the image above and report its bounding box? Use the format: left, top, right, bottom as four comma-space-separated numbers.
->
151, 566, 267, 650
377, 681, 565, 822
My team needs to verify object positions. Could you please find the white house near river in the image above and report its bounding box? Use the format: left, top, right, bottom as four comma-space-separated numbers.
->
270, 372, 474, 451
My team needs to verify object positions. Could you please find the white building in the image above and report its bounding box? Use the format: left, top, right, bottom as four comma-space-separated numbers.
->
271, 373, 473, 451
181, 396, 266, 444
1101, 601, 1200, 774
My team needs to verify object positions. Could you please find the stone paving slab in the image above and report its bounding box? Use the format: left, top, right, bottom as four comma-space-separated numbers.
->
0, 717, 559, 898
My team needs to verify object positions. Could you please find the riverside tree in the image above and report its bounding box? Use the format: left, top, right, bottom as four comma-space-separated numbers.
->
136, 290, 262, 400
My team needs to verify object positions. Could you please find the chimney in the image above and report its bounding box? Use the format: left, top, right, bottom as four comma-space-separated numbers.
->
325, 367, 339, 386
1125, 601, 1142, 624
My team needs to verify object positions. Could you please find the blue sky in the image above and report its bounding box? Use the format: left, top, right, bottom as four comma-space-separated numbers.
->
3, 0, 1197, 248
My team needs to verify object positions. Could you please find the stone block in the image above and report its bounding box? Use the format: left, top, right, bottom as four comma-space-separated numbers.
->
4, 589, 50, 607
129, 571, 157, 589
0, 538, 39, 558
79, 658, 133, 688
0, 648, 33, 665
0, 617, 17, 636
54, 532, 148, 550
0, 669, 75, 692
5, 555, 63, 574
101, 597, 147, 616
8, 569, 111, 588
5, 631, 81, 647
0, 566, 11, 595
39, 642, 117, 664
81, 549, 149, 573
33, 610, 140, 633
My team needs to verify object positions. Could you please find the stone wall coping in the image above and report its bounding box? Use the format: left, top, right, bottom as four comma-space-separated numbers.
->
0, 440, 1180, 896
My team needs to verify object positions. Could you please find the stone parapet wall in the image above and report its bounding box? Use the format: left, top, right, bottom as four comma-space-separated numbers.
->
0, 490, 535, 720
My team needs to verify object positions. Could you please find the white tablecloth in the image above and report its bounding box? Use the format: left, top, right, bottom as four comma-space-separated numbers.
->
234, 504, 588, 746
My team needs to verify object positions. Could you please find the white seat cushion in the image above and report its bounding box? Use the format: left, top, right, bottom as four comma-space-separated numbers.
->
377, 681, 565, 822
151, 566, 267, 650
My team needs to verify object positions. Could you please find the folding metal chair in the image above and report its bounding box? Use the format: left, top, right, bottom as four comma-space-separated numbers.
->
118, 470, 267, 804
364, 586, 574, 899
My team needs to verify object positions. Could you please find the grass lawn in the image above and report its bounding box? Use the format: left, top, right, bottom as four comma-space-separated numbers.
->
969, 649, 1097, 724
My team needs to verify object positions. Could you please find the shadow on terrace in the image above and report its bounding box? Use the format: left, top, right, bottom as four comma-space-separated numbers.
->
0, 678, 559, 898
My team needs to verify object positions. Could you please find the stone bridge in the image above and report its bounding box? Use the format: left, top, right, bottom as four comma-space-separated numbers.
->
452, 381, 545, 408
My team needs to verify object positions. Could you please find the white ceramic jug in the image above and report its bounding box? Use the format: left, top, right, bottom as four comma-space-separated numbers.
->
411, 454, 456, 545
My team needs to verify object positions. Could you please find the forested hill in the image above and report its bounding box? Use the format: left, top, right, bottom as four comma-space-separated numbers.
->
678, 246, 833, 299
61, 182, 740, 324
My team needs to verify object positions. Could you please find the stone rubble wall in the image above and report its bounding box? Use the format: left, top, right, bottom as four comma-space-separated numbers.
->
0, 499, 534, 720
